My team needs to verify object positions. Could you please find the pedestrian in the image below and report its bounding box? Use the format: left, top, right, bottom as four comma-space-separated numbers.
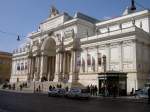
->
113, 84, 117, 98
56, 84, 59, 88
65, 86, 69, 92
90, 85, 92, 95
130, 88, 134, 96
12, 84, 15, 90
52, 86, 55, 90
86, 85, 90, 93
59, 84, 62, 88
38, 85, 41, 92
94, 85, 98, 96
148, 85, 150, 104
49, 85, 52, 91
20, 84, 23, 91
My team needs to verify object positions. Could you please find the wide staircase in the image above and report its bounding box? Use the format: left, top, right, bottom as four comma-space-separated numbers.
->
8, 81, 86, 93
22, 81, 72, 92
23, 81, 85, 92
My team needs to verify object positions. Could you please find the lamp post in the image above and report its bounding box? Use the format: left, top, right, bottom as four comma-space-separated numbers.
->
102, 55, 107, 96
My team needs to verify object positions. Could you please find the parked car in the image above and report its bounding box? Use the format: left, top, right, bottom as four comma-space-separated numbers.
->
65, 88, 90, 99
135, 88, 148, 98
48, 88, 66, 97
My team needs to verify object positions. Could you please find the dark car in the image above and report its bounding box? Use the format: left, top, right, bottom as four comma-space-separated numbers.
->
48, 88, 66, 97
65, 88, 90, 99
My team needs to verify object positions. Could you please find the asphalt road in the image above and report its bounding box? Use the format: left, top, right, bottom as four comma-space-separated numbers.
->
0, 91, 149, 112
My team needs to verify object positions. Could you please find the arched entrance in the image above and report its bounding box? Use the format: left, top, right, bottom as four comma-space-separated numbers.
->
41, 37, 56, 81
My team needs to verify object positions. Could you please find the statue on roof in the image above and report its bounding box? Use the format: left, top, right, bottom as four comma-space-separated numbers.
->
130, 0, 136, 11
49, 5, 59, 17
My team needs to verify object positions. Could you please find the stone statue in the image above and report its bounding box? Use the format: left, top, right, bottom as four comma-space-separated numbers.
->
50, 5, 59, 17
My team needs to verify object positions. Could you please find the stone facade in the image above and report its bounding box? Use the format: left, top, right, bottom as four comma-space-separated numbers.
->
10, 6, 150, 93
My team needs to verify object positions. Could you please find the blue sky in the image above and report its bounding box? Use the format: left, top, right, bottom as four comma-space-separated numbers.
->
0, 0, 149, 53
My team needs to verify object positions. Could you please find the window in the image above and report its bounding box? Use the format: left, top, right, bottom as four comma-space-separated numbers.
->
25, 62, 28, 70
17, 63, 20, 71
87, 54, 91, 66
92, 56, 95, 71
98, 53, 102, 66
21, 63, 24, 70
82, 58, 85, 72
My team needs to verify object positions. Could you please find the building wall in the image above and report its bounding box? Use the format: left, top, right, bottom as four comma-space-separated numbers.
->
10, 9, 150, 93
0, 52, 12, 83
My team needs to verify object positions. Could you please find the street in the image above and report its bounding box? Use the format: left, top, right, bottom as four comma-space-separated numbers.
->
0, 91, 149, 112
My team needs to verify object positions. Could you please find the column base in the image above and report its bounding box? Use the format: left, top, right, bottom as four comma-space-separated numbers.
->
68, 72, 78, 83
39, 73, 47, 82
53, 74, 59, 82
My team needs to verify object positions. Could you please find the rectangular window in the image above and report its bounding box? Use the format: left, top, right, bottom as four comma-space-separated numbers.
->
87, 54, 91, 66
17, 63, 20, 71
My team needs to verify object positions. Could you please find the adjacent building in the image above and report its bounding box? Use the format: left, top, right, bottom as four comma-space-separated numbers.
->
10, 1, 150, 94
0, 51, 12, 83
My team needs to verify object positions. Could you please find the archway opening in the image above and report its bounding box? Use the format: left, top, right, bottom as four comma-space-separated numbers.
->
43, 37, 56, 81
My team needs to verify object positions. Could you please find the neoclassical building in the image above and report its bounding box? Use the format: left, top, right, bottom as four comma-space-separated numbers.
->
10, 2, 150, 93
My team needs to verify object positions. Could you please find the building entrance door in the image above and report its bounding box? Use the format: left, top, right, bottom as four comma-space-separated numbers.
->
98, 71, 127, 96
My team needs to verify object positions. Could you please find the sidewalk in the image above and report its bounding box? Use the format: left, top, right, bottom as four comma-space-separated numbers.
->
92, 95, 148, 103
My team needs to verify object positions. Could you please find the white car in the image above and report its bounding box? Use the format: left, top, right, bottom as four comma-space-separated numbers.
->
48, 88, 66, 97
66, 88, 90, 99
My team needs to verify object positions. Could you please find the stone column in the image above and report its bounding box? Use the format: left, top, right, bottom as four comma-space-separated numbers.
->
69, 50, 78, 83
59, 52, 64, 82
70, 52, 73, 74
11, 60, 15, 76
96, 46, 99, 72
30, 57, 34, 81
67, 53, 71, 73
63, 53, 66, 75
34, 57, 40, 81
85, 48, 88, 73
119, 42, 123, 71
64, 52, 69, 81
27, 58, 32, 81
40, 55, 48, 81
54, 53, 60, 82
37, 56, 41, 81
52, 56, 55, 80
105, 44, 110, 71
